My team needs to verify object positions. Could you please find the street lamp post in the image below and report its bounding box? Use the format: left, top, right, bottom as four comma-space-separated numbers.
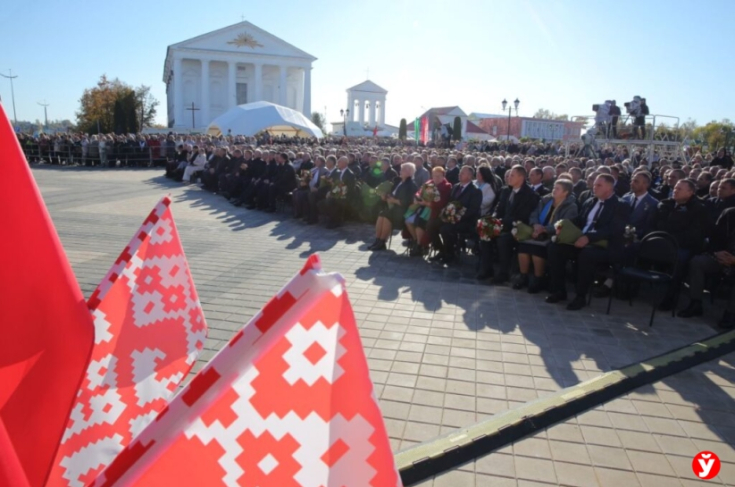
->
501, 98, 520, 142
0, 69, 19, 125
38, 100, 50, 129
339, 108, 350, 136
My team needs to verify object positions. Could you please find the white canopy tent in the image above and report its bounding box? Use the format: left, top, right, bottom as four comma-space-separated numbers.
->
206, 101, 324, 138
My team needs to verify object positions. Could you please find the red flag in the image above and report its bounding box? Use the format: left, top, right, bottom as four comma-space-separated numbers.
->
373, 126, 378, 137
91, 254, 400, 487
47, 197, 208, 487
420, 116, 429, 144
0, 105, 95, 486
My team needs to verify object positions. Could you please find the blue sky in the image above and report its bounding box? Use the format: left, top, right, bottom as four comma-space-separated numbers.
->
1, 0, 733, 129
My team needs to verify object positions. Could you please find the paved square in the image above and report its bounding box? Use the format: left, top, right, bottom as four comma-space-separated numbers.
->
37, 167, 730, 462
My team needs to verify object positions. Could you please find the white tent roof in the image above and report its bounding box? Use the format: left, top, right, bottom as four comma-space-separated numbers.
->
207, 101, 324, 138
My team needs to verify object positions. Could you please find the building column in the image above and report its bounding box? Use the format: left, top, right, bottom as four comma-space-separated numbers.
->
379, 98, 386, 127
369, 99, 376, 127
303, 67, 311, 116
173, 56, 184, 127
201, 59, 209, 127
347, 93, 353, 122
279, 65, 288, 106
358, 98, 365, 125
254, 62, 263, 101
228, 61, 237, 106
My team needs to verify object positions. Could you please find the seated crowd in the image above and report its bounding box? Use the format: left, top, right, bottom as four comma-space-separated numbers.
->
164, 140, 735, 329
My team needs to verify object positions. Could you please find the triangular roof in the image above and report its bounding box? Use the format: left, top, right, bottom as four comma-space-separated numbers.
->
347, 80, 388, 94
164, 21, 316, 81
465, 120, 489, 134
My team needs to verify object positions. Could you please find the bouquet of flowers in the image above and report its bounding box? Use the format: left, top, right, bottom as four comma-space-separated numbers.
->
319, 174, 333, 189
421, 182, 441, 203
510, 221, 533, 241
477, 216, 502, 241
552, 219, 608, 248
375, 180, 394, 198
440, 201, 466, 224
299, 169, 311, 187
331, 181, 348, 199
624, 225, 637, 243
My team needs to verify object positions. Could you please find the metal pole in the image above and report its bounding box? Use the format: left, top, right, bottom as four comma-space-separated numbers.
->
507, 107, 511, 142
38, 101, 50, 128
0, 69, 19, 125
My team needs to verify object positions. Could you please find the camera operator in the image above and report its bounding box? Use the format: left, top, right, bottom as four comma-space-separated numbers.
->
628, 96, 650, 139
609, 100, 621, 138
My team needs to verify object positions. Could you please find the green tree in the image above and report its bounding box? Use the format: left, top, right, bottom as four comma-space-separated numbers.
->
692, 119, 733, 150
399, 118, 407, 140
76, 75, 158, 133
452, 116, 462, 141
311, 112, 326, 131
533, 108, 568, 120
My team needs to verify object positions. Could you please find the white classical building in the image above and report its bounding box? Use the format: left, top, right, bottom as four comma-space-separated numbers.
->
163, 21, 316, 130
331, 80, 399, 137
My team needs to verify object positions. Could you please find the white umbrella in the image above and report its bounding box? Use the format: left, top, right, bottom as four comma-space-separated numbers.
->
207, 101, 324, 138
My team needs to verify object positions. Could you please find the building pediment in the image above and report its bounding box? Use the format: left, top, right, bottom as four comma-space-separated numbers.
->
168, 21, 317, 61
347, 80, 388, 94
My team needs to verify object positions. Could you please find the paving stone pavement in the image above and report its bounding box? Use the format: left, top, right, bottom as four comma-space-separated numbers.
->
418, 352, 735, 486
35, 166, 734, 485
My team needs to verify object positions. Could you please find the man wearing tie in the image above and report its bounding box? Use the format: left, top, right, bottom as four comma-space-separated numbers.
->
323, 156, 356, 228
307, 155, 338, 224
546, 174, 629, 310
622, 171, 658, 239
293, 155, 326, 220
528, 167, 551, 196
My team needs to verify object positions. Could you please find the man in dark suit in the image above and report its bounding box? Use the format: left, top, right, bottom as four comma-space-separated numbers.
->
570, 168, 587, 197
323, 156, 356, 228
622, 172, 659, 239
264, 152, 297, 213
528, 168, 551, 197
445, 159, 460, 185
654, 168, 684, 201
431, 166, 482, 264
706, 178, 735, 224
612, 166, 630, 197
293, 155, 327, 219
245, 152, 279, 209
201, 148, 228, 192
546, 174, 630, 310
653, 178, 709, 311
486, 165, 540, 283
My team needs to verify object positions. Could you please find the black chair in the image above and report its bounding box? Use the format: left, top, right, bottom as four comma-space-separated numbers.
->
607, 231, 679, 327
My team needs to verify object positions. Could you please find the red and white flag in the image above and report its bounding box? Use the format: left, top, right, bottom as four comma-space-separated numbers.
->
0, 104, 95, 487
48, 197, 208, 487
92, 254, 400, 487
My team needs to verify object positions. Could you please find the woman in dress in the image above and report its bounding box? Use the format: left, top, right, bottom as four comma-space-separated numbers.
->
368, 162, 418, 251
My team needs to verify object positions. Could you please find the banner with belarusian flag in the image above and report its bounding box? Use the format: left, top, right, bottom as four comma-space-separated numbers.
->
420, 116, 429, 144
